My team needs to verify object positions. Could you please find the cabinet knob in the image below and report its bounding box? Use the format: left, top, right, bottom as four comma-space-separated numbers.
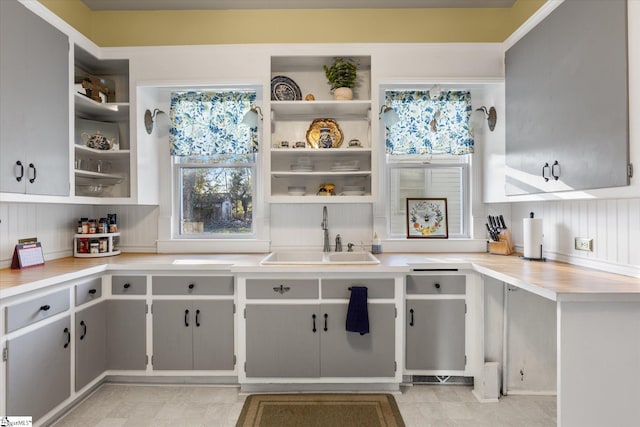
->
123, 283, 131, 289
40, 304, 51, 311
434, 283, 441, 289
273, 285, 290, 294
88, 288, 97, 294
188, 283, 195, 290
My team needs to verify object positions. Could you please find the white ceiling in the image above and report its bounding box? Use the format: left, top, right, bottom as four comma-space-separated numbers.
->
81, 0, 517, 10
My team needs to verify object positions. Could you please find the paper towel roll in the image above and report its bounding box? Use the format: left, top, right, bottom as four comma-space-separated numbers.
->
523, 218, 543, 259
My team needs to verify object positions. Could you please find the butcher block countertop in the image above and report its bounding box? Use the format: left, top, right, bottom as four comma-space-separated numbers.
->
1, 252, 639, 301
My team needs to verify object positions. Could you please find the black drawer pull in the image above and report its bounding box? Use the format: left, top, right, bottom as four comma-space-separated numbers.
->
312, 314, 317, 333
551, 160, 560, 180
188, 283, 195, 289
80, 320, 87, 340
28, 163, 36, 183
542, 162, 550, 182
196, 309, 201, 327
434, 283, 441, 289
409, 308, 414, 327
64, 327, 71, 348
123, 283, 131, 289
273, 285, 290, 294
88, 288, 97, 294
324, 313, 328, 332
16, 160, 24, 182
184, 309, 190, 327
40, 304, 51, 311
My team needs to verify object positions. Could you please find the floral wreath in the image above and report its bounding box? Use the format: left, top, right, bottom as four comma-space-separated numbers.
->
410, 201, 444, 236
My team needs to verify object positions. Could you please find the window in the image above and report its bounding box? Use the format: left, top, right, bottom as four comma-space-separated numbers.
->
383, 89, 473, 238
170, 90, 259, 238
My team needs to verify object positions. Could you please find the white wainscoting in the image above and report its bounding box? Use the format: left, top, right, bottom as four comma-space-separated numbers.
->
0, 203, 159, 268
506, 199, 640, 276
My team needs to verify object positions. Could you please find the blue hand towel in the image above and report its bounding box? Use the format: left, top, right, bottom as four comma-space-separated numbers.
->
346, 286, 369, 335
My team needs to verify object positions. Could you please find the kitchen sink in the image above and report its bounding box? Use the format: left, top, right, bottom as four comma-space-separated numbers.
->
260, 251, 380, 265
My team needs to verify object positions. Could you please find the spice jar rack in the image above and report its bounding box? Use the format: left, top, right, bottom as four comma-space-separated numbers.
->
74, 232, 121, 258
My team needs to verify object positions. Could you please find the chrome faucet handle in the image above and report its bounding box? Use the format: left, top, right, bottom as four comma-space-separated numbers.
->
335, 234, 343, 252
347, 243, 354, 252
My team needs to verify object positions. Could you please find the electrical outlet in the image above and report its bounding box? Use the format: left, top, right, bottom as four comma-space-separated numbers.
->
574, 237, 593, 252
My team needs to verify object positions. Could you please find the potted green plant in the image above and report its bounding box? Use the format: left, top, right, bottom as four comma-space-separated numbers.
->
323, 57, 357, 100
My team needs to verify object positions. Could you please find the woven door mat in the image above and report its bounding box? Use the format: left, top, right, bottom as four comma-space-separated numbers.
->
236, 393, 405, 427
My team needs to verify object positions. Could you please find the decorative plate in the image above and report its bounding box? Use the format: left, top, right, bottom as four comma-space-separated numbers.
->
305, 119, 344, 149
271, 75, 302, 101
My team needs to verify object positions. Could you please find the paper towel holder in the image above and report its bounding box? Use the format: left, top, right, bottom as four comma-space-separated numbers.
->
520, 212, 546, 261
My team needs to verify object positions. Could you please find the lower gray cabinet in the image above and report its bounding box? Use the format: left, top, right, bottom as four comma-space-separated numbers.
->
6, 316, 71, 421
406, 300, 466, 371
245, 304, 320, 377
152, 300, 234, 370
107, 300, 147, 370
245, 303, 396, 378
76, 302, 107, 391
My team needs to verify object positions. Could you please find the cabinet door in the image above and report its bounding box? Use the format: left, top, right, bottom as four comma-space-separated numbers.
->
0, 0, 69, 195
76, 302, 107, 391
320, 303, 396, 377
152, 300, 192, 370
6, 316, 71, 422
245, 304, 320, 377
107, 300, 147, 370
192, 300, 234, 370
406, 300, 466, 371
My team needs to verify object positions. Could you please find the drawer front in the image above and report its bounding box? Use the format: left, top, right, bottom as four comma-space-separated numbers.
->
246, 279, 318, 299
112, 275, 147, 295
152, 276, 234, 295
322, 278, 395, 299
5, 288, 70, 333
406, 275, 466, 295
75, 277, 103, 306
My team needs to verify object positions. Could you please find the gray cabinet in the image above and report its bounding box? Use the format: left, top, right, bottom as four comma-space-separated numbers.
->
245, 303, 396, 378
245, 304, 320, 378
106, 300, 147, 370
0, 0, 69, 196
406, 300, 466, 371
6, 316, 71, 421
75, 302, 107, 391
152, 300, 234, 370
505, 0, 629, 195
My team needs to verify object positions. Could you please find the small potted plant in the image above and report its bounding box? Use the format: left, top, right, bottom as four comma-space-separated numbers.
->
323, 57, 357, 100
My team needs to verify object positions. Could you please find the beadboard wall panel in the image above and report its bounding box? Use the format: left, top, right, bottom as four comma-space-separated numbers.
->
509, 198, 640, 275
0, 203, 158, 267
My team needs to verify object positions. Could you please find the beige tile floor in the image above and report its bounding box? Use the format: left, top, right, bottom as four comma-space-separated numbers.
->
53, 384, 556, 427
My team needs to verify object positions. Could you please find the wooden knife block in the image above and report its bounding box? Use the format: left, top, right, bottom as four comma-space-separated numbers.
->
488, 230, 514, 255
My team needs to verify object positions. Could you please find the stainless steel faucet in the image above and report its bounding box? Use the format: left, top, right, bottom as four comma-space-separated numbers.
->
321, 206, 330, 252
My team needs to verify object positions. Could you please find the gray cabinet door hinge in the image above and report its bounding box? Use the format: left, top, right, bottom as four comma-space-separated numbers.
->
244, 361, 247, 372
2, 347, 7, 362
629, 163, 634, 178
146, 355, 149, 366
465, 355, 467, 366
151, 355, 154, 367
234, 355, 236, 366
394, 361, 397, 372
244, 308, 246, 319
465, 304, 467, 314
233, 303, 236, 314
394, 307, 397, 318
146, 304, 150, 314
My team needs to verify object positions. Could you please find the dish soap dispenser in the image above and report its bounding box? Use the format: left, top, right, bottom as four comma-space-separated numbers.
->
371, 232, 382, 254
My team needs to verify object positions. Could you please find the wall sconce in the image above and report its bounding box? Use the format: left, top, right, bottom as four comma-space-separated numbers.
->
429, 84, 442, 100
379, 105, 400, 128
473, 106, 497, 132
241, 106, 263, 128
144, 108, 165, 135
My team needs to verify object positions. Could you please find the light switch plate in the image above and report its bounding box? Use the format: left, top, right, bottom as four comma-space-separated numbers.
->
574, 237, 593, 252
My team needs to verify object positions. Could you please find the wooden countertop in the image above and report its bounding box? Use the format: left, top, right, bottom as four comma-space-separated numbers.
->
1, 252, 639, 301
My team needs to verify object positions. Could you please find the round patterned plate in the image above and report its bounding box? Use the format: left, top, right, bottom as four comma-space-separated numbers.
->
271, 75, 302, 101
305, 118, 344, 148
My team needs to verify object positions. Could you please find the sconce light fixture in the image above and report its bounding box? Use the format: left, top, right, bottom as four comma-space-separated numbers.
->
241, 106, 263, 128
379, 105, 400, 128
473, 106, 497, 132
429, 84, 442, 100
144, 108, 165, 135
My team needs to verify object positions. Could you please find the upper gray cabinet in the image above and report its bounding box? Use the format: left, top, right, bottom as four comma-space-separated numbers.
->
0, 0, 70, 196
505, 0, 630, 195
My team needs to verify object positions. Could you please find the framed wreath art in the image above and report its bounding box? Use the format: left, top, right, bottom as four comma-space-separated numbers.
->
406, 198, 448, 239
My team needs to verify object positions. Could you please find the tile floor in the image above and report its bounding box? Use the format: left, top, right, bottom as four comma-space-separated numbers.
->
53, 383, 556, 427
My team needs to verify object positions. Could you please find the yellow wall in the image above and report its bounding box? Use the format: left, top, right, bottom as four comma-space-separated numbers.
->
39, 0, 546, 47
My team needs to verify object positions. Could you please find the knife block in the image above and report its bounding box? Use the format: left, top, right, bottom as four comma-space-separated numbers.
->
488, 231, 514, 255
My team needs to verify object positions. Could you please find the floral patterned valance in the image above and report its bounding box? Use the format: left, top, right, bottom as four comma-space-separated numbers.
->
384, 90, 474, 155
169, 91, 257, 156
